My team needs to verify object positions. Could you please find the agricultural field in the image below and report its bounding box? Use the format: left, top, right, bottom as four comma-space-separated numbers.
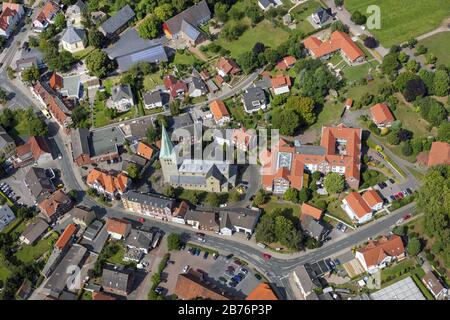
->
344, 0, 450, 47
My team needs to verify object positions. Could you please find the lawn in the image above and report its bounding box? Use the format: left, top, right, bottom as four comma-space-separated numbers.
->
216, 20, 290, 58
346, 78, 385, 101
15, 231, 58, 264
93, 99, 136, 128
106, 242, 126, 265
419, 32, 450, 68
261, 196, 301, 219
72, 46, 95, 60
289, 0, 322, 35
341, 62, 375, 82
0, 258, 11, 282
309, 100, 345, 130
325, 198, 354, 226
344, 0, 450, 47
143, 72, 164, 91
173, 51, 197, 65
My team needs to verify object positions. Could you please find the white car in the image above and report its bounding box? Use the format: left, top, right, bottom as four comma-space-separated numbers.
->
198, 237, 206, 243
182, 265, 190, 273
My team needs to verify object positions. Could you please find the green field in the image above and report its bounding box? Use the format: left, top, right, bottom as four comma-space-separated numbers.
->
261, 196, 301, 219
173, 52, 197, 65
0, 258, 11, 282
346, 78, 385, 101
309, 100, 345, 130
345, 0, 450, 47
216, 20, 290, 58
419, 32, 450, 67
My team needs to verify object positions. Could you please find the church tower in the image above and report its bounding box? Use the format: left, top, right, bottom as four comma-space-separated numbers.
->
159, 125, 179, 183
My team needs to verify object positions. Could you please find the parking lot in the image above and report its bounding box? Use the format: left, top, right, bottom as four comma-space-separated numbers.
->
159, 246, 263, 299
372, 178, 414, 203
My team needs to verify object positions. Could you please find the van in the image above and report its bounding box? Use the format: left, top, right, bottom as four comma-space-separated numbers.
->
257, 242, 266, 249
42, 109, 52, 119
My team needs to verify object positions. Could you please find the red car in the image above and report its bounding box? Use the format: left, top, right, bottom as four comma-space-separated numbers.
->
397, 192, 404, 199
138, 217, 145, 223
263, 253, 272, 261
403, 214, 411, 220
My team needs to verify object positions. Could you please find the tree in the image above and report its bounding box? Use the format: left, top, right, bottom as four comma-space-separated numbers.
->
387, 130, 401, 145
392, 225, 407, 236
284, 188, 299, 203
138, 15, 161, 39
164, 186, 175, 198
324, 173, 345, 194
351, 11, 367, 25
146, 122, 160, 144
86, 50, 115, 78
229, 190, 241, 203
127, 163, 140, 180
298, 188, 311, 204
406, 37, 417, 48
415, 97, 447, 127
253, 189, 268, 207
71, 104, 90, 128
167, 233, 181, 251
285, 96, 317, 127
437, 122, 450, 142
381, 53, 400, 76
169, 100, 181, 116
397, 52, 409, 64
300, 66, 338, 102
415, 45, 427, 55
0, 89, 8, 105
407, 238, 421, 256
255, 213, 276, 244
405, 59, 420, 73
21, 65, 40, 85
271, 109, 300, 135
54, 12, 66, 30
214, 3, 229, 23
403, 78, 426, 102
88, 29, 105, 48
221, 22, 247, 41
363, 36, 377, 49
330, 20, 348, 33
432, 70, 449, 97
394, 71, 418, 92
419, 69, 435, 94
397, 128, 413, 142
237, 51, 258, 74
205, 193, 220, 207
315, 200, 327, 210
334, 0, 344, 7
154, 4, 174, 21
401, 141, 413, 156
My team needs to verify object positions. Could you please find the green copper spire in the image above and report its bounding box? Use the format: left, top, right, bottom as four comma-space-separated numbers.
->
160, 125, 174, 159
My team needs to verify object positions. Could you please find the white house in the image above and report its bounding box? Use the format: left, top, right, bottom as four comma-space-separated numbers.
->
219, 209, 261, 236
258, 0, 282, 11
65, 0, 86, 27
109, 84, 134, 112
33, 1, 59, 31
106, 217, 131, 240
0, 205, 16, 232
342, 190, 383, 224
143, 90, 168, 109
60, 26, 87, 53
271, 75, 291, 95
0, 2, 25, 38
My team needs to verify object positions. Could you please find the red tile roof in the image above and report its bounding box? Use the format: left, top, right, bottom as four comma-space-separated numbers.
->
362, 189, 383, 208
427, 142, 450, 167
357, 235, 405, 268
55, 224, 76, 250
246, 283, 278, 300
370, 103, 395, 125
16, 136, 51, 161
303, 31, 364, 62
271, 75, 291, 89
344, 192, 371, 218
92, 292, 117, 300
345, 98, 353, 107
300, 203, 323, 221
209, 99, 229, 122
35, 1, 59, 23
0, 3, 22, 32
163, 75, 187, 98
217, 57, 240, 75
174, 270, 230, 300
106, 217, 130, 237
50, 72, 63, 90
38, 190, 72, 218
275, 56, 297, 71
136, 142, 154, 160
86, 169, 129, 194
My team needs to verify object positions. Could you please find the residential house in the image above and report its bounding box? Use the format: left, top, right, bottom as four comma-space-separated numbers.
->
68, 206, 95, 228
293, 265, 318, 300
54, 223, 77, 252
185, 210, 219, 232
342, 190, 383, 224
15, 47, 45, 71
109, 84, 134, 112
275, 56, 297, 71
101, 266, 134, 296
370, 103, 395, 128
303, 31, 365, 63
209, 100, 231, 126
262, 124, 362, 193
135, 142, 154, 161
0, 126, 15, 158
162, 0, 211, 46
24, 167, 55, 203
103, 28, 168, 73
65, 0, 86, 27
19, 218, 49, 245
163, 75, 188, 100
355, 235, 405, 274
172, 201, 189, 224
422, 271, 448, 300
246, 283, 278, 300
86, 168, 130, 198
70, 127, 123, 166
188, 76, 208, 98
427, 142, 450, 167
33, 1, 59, 31
0, 205, 15, 232
125, 229, 153, 254
300, 203, 327, 241
13, 136, 52, 168
271, 75, 291, 95
219, 209, 261, 236
50, 73, 82, 100
311, 7, 333, 26
33, 81, 72, 130
106, 217, 131, 240
82, 220, 103, 241
0, 2, 24, 38
60, 26, 87, 53
143, 90, 169, 109
242, 86, 268, 113
98, 5, 135, 37
216, 57, 241, 78
122, 191, 174, 220
38, 190, 73, 223
121, 154, 147, 176
174, 270, 230, 300
212, 128, 258, 152
257, 0, 282, 11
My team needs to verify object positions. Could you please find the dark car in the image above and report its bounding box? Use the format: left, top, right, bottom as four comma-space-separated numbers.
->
238, 272, 246, 279
219, 276, 227, 283
240, 268, 248, 275
227, 266, 235, 273
226, 254, 234, 260
203, 251, 209, 259
180, 243, 186, 250
233, 259, 242, 266
228, 281, 237, 288
213, 253, 219, 260
232, 275, 242, 283
154, 286, 164, 295
389, 178, 395, 184
188, 248, 194, 255
390, 195, 396, 201
406, 188, 413, 194
195, 248, 201, 256
254, 274, 262, 280
196, 232, 206, 237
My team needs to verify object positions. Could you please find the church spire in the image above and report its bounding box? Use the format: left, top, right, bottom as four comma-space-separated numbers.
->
160, 125, 174, 159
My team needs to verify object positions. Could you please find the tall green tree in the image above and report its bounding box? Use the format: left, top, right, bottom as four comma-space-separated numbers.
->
324, 173, 345, 194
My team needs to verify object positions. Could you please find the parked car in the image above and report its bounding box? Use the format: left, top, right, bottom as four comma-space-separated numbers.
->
238, 272, 246, 279
154, 286, 164, 295
195, 248, 201, 256
403, 214, 411, 220
228, 281, 237, 288
389, 178, 395, 184
196, 232, 205, 237
180, 243, 186, 250
226, 254, 234, 260
227, 266, 235, 273
240, 268, 248, 275
197, 237, 206, 243
406, 188, 413, 194
263, 253, 272, 261
257, 242, 267, 249
138, 217, 145, 223
203, 252, 209, 259
232, 274, 242, 283
233, 259, 242, 266
213, 253, 219, 260
182, 265, 190, 273
390, 195, 396, 201
219, 276, 227, 283
225, 270, 234, 277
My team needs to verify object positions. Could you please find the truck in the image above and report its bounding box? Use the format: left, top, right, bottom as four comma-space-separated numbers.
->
152, 231, 162, 248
